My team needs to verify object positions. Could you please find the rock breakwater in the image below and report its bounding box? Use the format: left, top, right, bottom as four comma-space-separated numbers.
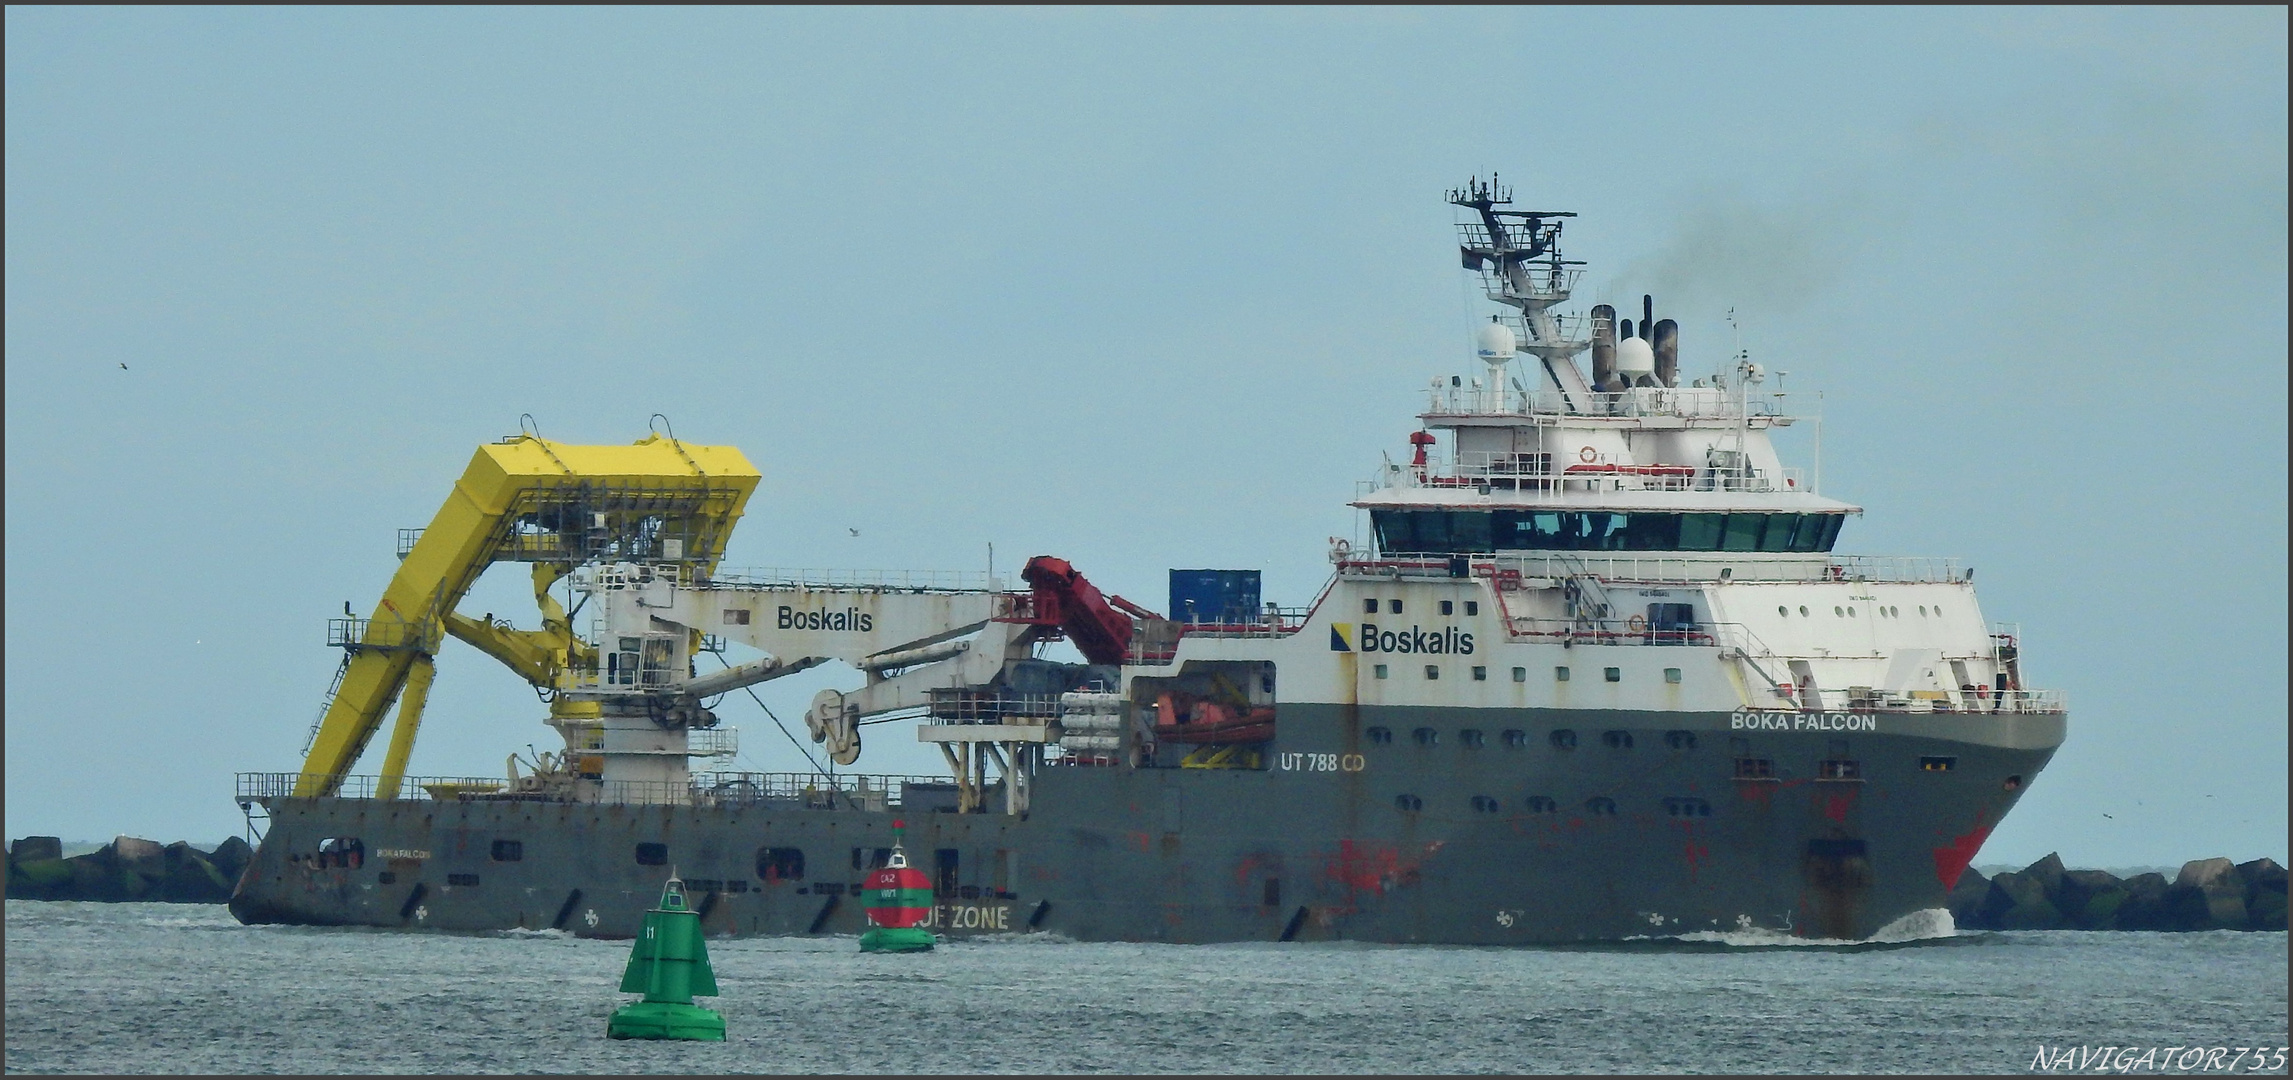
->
5, 834, 251, 903
1949, 853, 2287, 931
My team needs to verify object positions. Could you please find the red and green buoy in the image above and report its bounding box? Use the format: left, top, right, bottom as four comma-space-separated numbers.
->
607, 872, 726, 1040
859, 819, 936, 953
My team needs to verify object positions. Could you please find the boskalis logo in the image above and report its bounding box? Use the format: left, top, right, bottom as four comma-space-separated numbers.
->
1330, 622, 1473, 655
777, 605, 874, 632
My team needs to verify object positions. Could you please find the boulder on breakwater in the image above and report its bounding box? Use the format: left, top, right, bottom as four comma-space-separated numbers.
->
6, 834, 252, 903
1949, 853, 2287, 932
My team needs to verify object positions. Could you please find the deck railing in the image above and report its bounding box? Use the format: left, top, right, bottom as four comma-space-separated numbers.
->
236, 770, 956, 807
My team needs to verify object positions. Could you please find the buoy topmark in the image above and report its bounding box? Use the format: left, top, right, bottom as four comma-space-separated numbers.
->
606, 872, 727, 1040
860, 819, 937, 954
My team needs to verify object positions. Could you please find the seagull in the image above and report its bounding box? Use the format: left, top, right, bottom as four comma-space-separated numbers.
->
119, 363, 128, 370
848, 528, 860, 537
2102, 813, 2114, 819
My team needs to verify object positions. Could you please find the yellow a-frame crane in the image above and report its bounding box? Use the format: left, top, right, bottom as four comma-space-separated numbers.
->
294, 432, 759, 798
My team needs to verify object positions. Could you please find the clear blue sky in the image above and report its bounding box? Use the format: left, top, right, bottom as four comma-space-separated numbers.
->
7, 7, 2285, 869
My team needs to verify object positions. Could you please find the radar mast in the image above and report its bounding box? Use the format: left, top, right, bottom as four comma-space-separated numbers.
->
1449, 175, 1589, 370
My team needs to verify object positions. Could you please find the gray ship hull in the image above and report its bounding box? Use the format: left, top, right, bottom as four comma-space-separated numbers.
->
231, 704, 2063, 943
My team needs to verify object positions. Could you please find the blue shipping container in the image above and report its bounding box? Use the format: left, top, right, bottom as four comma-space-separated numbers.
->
1169, 569, 1261, 625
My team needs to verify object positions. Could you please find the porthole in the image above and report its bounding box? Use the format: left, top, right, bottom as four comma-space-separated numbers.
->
1471, 665, 1487, 681
1412, 727, 1439, 747
1394, 794, 1423, 812
1663, 668, 1682, 684
1440, 600, 1454, 615
1424, 665, 1440, 680
1603, 667, 1621, 682
1363, 598, 1379, 614
1512, 666, 1527, 682
1464, 601, 1479, 616
1460, 728, 1486, 748
1919, 605, 1928, 616
1470, 795, 1500, 814
1555, 666, 1571, 682
1834, 606, 1844, 617
1388, 599, 1403, 614
1584, 797, 1618, 817
1367, 726, 1394, 745
1550, 729, 1578, 750
1778, 605, 1789, 617
1602, 730, 1634, 750
1502, 729, 1528, 748
1847, 607, 1857, 618
1374, 664, 1389, 679
1526, 795, 1558, 813
1799, 606, 1810, 616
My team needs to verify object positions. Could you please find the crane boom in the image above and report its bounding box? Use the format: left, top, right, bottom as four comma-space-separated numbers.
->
293, 433, 759, 797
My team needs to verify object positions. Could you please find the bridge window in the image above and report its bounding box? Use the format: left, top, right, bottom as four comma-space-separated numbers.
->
1512, 666, 1527, 682
1555, 666, 1570, 682
1373, 664, 1389, 679
1363, 598, 1379, 614
1819, 759, 1863, 781
1664, 668, 1682, 683
1440, 600, 1454, 615
1604, 667, 1621, 682
1424, 665, 1440, 680
1388, 599, 1403, 614
1472, 665, 1487, 681
446, 873, 480, 887
1734, 758, 1775, 780
1465, 601, 1479, 616
1371, 510, 1845, 554
635, 843, 668, 866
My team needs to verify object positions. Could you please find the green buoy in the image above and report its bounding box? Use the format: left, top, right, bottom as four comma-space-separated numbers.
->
607, 872, 726, 1041
858, 819, 937, 953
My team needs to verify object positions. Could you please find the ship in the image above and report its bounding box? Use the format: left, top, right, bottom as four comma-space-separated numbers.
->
229, 179, 2067, 943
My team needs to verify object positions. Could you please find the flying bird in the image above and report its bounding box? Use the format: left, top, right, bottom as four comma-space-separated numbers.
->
848, 528, 860, 537
119, 363, 128, 370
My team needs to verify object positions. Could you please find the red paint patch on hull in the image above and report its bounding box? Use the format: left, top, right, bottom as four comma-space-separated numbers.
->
1822, 793, 1854, 823
1932, 823, 1992, 888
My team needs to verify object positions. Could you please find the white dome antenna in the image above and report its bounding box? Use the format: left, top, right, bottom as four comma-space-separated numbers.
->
1474, 319, 1517, 412
1615, 336, 1655, 387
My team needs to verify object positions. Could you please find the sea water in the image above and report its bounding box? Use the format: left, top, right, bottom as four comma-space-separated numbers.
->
4, 901, 2285, 1074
